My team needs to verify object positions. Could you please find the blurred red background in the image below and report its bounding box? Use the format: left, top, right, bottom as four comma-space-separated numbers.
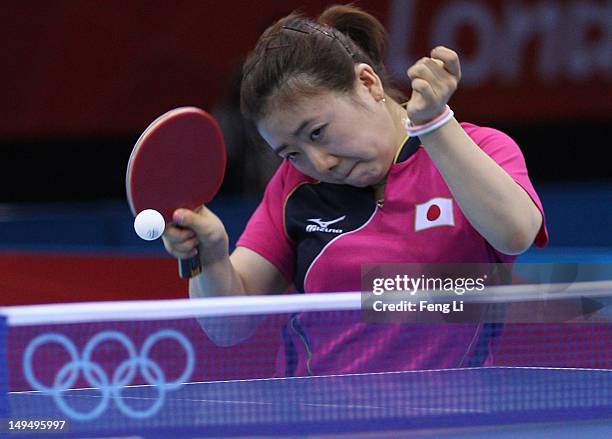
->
3, 0, 610, 138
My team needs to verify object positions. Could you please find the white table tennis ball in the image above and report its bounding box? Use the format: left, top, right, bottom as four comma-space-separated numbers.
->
134, 209, 165, 241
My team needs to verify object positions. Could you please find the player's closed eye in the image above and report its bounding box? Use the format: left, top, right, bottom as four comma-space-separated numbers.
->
286, 151, 300, 161
310, 125, 326, 142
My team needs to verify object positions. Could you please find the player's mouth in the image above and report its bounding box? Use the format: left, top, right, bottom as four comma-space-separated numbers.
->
341, 162, 359, 180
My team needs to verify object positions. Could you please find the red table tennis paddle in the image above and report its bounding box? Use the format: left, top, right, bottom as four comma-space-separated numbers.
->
126, 107, 226, 278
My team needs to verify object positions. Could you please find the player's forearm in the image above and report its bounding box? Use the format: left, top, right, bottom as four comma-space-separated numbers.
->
420, 119, 542, 255
189, 256, 264, 346
189, 256, 246, 298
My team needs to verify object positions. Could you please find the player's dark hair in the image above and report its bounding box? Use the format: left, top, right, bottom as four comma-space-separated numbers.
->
240, 4, 401, 123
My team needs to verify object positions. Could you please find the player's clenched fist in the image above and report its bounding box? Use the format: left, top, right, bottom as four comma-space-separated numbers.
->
405, 46, 461, 125
162, 206, 229, 265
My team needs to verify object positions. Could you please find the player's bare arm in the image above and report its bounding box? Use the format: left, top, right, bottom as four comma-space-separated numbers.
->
408, 47, 542, 255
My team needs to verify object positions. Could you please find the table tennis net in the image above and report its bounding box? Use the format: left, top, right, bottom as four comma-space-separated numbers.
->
1, 278, 612, 437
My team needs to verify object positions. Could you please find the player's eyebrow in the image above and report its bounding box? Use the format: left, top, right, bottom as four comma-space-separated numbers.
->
292, 118, 313, 138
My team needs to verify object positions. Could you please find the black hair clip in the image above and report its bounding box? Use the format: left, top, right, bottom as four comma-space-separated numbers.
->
281, 23, 354, 58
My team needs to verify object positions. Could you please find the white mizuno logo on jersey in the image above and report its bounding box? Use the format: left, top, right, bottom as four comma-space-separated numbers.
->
306, 216, 346, 234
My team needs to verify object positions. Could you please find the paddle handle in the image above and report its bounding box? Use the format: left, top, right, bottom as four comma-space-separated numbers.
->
179, 257, 202, 279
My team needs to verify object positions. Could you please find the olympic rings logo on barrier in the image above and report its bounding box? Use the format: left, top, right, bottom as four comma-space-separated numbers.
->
23, 329, 195, 421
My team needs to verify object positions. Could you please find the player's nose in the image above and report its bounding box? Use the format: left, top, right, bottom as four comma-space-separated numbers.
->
306, 148, 340, 174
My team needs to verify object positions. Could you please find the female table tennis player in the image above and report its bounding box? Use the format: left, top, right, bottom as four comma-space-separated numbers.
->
162, 5, 548, 376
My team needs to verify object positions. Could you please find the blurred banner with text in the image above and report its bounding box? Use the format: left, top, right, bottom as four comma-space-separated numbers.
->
3, 0, 610, 137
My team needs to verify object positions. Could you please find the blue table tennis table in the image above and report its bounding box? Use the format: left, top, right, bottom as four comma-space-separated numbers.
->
5, 366, 612, 438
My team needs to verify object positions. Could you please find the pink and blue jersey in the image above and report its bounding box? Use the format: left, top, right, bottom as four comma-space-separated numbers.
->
237, 123, 549, 376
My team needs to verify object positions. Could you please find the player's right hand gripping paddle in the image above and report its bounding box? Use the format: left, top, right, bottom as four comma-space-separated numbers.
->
126, 107, 226, 278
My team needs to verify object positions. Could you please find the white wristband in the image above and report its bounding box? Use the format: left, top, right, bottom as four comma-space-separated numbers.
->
405, 106, 455, 137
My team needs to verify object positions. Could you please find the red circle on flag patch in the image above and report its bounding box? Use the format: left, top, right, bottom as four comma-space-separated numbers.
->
427, 205, 441, 221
